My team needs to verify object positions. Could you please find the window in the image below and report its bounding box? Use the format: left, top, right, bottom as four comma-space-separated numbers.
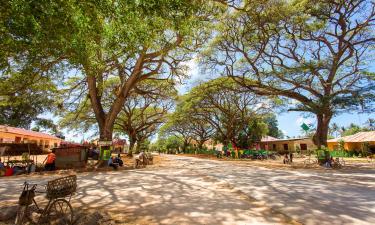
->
300, 144, 307, 150
283, 144, 289, 150
272, 144, 276, 150
15, 136, 22, 143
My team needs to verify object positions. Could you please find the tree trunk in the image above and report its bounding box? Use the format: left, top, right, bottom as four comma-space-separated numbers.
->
99, 124, 113, 141
182, 139, 189, 154
198, 140, 205, 150
128, 136, 136, 156
313, 112, 332, 149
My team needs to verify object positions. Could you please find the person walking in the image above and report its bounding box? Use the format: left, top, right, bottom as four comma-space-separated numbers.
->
43, 149, 56, 171
289, 152, 293, 163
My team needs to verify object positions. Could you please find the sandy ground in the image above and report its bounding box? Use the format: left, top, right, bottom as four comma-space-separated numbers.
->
0, 155, 374, 225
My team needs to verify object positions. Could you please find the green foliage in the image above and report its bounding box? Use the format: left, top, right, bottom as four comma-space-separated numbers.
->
263, 114, 284, 138
33, 118, 58, 134
155, 135, 184, 153
0, 73, 56, 128
341, 123, 370, 137
1, 0, 213, 140
206, 0, 375, 147
183, 78, 273, 146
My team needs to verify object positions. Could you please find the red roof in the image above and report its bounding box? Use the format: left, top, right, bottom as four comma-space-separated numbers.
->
113, 139, 127, 145
0, 125, 61, 140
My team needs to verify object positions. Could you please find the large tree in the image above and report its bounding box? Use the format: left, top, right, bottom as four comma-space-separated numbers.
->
160, 113, 193, 153
0, 73, 56, 128
181, 77, 271, 147
207, 0, 375, 147
163, 100, 215, 150
114, 80, 176, 154
2, 0, 212, 142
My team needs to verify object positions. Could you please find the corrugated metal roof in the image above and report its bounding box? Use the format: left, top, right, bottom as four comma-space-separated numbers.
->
0, 125, 61, 140
261, 136, 311, 142
327, 131, 375, 143
261, 136, 280, 142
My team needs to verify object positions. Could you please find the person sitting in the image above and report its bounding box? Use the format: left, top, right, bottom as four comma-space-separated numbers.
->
43, 150, 56, 171
114, 154, 124, 167
108, 156, 118, 170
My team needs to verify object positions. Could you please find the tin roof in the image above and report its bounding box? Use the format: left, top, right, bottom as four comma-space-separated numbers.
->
261, 136, 311, 142
0, 125, 61, 140
327, 131, 375, 143
261, 136, 280, 142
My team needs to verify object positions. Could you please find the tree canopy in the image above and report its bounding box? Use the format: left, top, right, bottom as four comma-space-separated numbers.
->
206, 0, 375, 147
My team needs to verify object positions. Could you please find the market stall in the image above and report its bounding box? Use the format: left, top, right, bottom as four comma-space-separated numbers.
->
0, 143, 43, 176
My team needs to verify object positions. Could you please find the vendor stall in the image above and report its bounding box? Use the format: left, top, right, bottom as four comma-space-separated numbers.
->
0, 143, 43, 176
53, 146, 88, 169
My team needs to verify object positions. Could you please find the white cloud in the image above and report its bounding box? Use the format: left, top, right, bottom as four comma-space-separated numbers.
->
185, 58, 199, 78
296, 117, 314, 126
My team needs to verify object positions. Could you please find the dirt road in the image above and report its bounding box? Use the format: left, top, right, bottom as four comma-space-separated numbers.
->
1, 155, 374, 225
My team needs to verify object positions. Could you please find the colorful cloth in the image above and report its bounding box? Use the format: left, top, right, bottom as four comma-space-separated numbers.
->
46, 153, 56, 164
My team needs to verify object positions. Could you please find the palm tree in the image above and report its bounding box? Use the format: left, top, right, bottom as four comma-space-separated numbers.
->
366, 118, 375, 131
330, 123, 340, 138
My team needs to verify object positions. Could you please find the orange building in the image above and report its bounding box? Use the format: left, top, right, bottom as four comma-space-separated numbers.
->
260, 136, 316, 153
327, 131, 375, 152
0, 125, 61, 151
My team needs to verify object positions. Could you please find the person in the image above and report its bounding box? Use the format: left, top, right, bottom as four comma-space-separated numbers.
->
0, 159, 5, 176
44, 149, 56, 171
114, 153, 124, 167
108, 156, 118, 170
289, 153, 293, 163
234, 148, 239, 159
283, 153, 289, 164
223, 146, 228, 158
0, 158, 4, 169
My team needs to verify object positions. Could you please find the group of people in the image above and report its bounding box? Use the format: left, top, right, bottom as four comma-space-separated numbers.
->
324, 156, 336, 168
108, 153, 124, 169
0, 158, 37, 176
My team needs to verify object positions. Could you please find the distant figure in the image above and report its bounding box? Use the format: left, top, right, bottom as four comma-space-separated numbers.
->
108, 156, 118, 170
223, 146, 228, 157
115, 154, 124, 167
289, 153, 293, 163
283, 154, 289, 164
44, 149, 56, 171
0, 158, 4, 169
0, 159, 5, 176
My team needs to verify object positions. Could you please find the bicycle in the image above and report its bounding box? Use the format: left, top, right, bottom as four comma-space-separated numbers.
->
15, 175, 77, 225
331, 157, 345, 169
303, 157, 318, 167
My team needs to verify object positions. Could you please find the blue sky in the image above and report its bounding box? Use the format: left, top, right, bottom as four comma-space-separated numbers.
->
277, 112, 373, 138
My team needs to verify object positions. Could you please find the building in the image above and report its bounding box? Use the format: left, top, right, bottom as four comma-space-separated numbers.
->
260, 136, 316, 153
0, 125, 62, 151
189, 139, 224, 151
113, 139, 128, 153
327, 131, 375, 153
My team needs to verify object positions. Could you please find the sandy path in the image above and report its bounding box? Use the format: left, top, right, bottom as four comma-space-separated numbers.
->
0, 157, 295, 225
1, 154, 374, 224
168, 155, 375, 225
